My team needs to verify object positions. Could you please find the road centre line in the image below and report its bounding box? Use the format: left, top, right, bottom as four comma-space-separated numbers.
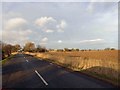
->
50, 63, 53, 65
35, 70, 48, 86
26, 60, 29, 62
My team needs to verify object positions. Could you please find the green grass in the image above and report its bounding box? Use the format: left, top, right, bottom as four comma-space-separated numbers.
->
0, 55, 15, 65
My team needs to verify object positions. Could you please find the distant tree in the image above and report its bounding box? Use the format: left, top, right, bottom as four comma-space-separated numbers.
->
111, 48, 116, 50
1, 42, 21, 59
34, 44, 47, 52
81, 49, 84, 51
97, 49, 100, 51
2, 50, 5, 59
76, 49, 79, 51
104, 48, 116, 51
104, 48, 111, 50
89, 49, 91, 51
71, 48, 74, 51
64, 48, 72, 51
57, 49, 64, 52
12, 44, 21, 52
23, 42, 35, 52
3, 44, 12, 57
15, 44, 21, 50
64, 48, 69, 51
71, 48, 79, 51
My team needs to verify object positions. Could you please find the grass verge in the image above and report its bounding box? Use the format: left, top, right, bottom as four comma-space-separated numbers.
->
80, 70, 119, 87
0, 54, 15, 65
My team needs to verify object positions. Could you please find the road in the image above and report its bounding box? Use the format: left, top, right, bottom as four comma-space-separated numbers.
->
2, 54, 116, 88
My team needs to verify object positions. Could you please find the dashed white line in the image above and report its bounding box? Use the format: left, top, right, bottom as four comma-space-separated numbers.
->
35, 70, 48, 86
24, 57, 25, 58
26, 60, 29, 62
50, 63, 53, 65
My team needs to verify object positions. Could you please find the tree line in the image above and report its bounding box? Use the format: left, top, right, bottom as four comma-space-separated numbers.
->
0, 41, 47, 60
0, 41, 116, 60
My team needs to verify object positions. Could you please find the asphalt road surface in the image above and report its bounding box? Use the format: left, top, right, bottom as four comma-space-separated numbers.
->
2, 54, 116, 88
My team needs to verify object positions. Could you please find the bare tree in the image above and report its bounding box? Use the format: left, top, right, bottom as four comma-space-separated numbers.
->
3, 44, 12, 57
23, 42, 35, 52
12, 44, 21, 52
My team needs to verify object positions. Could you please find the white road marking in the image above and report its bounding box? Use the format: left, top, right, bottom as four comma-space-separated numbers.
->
35, 70, 48, 86
24, 57, 25, 58
26, 60, 29, 62
50, 63, 53, 65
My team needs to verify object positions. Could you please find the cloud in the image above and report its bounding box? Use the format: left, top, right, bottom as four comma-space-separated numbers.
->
87, 1, 94, 13
4, 17, 27, 30
35, 17, 56, 27
80, 39, 105, 44
40, 37, 48, 46
59, 20, 67, 29
41, 37, 48, 42
58, 40, 62, 43
2, 29, 33, 45
35, 16, 67, 33
57, 20, 67, 32
45, 29, 54, 33
2, 2, 117, 49
2, 17, 33, 46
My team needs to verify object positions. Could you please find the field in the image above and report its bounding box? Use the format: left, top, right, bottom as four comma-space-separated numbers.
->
26, 50, 119, 86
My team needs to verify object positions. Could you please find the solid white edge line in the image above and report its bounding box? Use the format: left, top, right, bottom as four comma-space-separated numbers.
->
35, 70, 48, 86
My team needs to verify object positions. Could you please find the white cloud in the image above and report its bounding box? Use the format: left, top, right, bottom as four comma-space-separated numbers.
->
87, 1, 94, 13
41, 37, 48, 42
45, 29, 54, 33
57, 20, 67, 32
80, 39, 105, 44
59, 20, 67, 29
35, 17, 56, 27
5, 17, 27, 30
40, 37, 48, 46
35, 16, 67, 33
2, 29, 33, 45
58, 40, 62, 43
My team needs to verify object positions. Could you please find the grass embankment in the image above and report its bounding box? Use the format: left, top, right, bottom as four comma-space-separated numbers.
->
25, 50, 119, 86
0, 52, 18, 65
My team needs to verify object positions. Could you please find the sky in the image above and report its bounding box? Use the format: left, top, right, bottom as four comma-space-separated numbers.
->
1, 0, 119, 49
